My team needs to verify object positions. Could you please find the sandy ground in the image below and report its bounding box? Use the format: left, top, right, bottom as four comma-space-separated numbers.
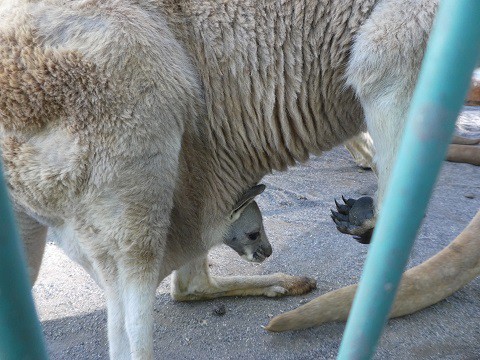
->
33, 108, 480, 360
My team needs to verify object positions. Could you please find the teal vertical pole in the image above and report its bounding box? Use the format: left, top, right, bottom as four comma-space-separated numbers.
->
0, 161, 48, 359
337, 1, 480, 359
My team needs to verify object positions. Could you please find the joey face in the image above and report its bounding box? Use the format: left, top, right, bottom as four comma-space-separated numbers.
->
224, 200, 272, 263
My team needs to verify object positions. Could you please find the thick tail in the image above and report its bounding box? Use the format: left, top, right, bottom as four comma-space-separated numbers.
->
265, 210, 480, 332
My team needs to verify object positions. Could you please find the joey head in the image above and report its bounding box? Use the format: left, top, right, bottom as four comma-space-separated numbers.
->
224, 184, 272, 263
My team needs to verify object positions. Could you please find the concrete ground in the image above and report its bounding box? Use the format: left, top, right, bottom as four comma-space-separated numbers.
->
33, 108, 479, 360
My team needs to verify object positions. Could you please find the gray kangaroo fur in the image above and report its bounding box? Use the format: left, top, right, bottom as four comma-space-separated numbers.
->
3, 0, 471, 359
224, 199, 273, 263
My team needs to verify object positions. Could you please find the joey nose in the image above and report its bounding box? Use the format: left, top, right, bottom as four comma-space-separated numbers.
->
263, 244, 272, 258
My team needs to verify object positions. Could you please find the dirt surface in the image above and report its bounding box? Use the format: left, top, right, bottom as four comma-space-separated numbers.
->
33, 107, 480, 360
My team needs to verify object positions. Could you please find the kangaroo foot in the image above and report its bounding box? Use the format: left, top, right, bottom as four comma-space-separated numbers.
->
331, 196, 375, 244
446, 144, 480, 166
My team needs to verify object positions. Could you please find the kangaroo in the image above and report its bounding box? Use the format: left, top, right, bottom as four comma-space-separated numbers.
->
170, 185, 312, 302
223, 200, 272, 263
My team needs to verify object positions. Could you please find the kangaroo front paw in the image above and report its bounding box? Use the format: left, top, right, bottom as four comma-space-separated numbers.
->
331, 196, 375, 244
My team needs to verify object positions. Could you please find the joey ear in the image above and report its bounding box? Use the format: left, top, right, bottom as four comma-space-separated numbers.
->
230, 184, 266, 221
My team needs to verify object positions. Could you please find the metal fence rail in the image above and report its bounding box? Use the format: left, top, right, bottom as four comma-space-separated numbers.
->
337, 1, 480, 359
0, 161, 48, 359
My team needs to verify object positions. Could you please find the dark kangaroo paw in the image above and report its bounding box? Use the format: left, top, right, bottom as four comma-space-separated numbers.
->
331, 196, 375, 244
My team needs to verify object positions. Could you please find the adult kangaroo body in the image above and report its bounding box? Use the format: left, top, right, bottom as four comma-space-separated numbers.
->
169, 0, 435, 241
0, 0, 439, 359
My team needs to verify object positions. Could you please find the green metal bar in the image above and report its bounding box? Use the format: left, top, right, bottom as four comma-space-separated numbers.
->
0, 161, 48, 359
337, 1, 480, 359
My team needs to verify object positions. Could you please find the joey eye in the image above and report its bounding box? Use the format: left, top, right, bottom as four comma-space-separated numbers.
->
247, 232, 260, 241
